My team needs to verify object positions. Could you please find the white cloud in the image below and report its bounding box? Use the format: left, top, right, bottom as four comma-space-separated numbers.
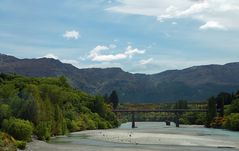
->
107, 0, 239, 30
130, 56, 234, 74
88, 45, 145, 62
43, 53, 59, 59
125, 46, 145, 58
139, 58, 153, 65
62, 59, 81, 68
200, 21, 226, 30
63, 30, 80, 39
42, 53, 81, 68
109, 44, 117, 49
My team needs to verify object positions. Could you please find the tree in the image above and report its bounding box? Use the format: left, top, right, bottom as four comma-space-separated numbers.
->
109, 90, 119, 109
91, 96, 106, 117
206, 97, 217, 127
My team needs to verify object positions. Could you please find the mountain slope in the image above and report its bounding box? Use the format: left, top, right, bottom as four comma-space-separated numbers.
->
0, 53, 239, 102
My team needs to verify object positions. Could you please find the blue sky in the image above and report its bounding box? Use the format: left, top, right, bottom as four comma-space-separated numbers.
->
0, 0, 239, 73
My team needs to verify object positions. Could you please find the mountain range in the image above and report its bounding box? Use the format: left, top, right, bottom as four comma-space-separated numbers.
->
0, 53, 239, 103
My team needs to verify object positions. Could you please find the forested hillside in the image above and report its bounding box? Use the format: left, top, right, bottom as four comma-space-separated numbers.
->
0, 73, 119, 149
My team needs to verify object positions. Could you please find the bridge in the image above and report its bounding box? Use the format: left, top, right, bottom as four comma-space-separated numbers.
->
113, 109, 208, 128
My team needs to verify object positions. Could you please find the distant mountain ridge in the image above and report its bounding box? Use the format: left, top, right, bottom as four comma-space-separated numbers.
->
0, 53, 239, 103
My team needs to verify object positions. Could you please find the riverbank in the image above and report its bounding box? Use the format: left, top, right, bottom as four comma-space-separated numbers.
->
25, 122, 239, 151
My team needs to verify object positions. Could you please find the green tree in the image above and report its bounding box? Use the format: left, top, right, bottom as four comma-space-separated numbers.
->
109, 90, 119, 109
206, 97, 217, 127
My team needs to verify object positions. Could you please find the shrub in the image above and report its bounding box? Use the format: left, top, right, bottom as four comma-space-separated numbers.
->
97, 121, 108, 129
16, 140, 26, 150
224, 99, 239, 115
3, 118, 33, 141
210, 117, 224, 128
35, 122, 51, 141
223, 113, 239, 131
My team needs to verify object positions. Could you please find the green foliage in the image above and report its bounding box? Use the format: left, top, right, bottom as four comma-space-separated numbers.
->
16, 140, 26, 150
35, 122, 51, 141
180, 112, 206, 125
206, 91, 239, 131
2, 118, 33, 141
0, 74, 119, 142
0, 104, 11, 126
223, 113, 239, 131
225, 99, 239, 115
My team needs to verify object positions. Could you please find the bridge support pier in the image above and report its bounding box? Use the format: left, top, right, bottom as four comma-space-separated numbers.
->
175, 112, 179, 127
165, 120, 170, 126
131, 112, 136, 128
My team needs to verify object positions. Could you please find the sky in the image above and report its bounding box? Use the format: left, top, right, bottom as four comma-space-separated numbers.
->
0, 0, 239, 74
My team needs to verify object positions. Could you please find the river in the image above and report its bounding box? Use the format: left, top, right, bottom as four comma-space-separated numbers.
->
26, 122, 239, 151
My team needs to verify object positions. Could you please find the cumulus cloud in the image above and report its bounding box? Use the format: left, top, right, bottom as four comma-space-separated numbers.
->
139, 58, 153, 65
200, 21, 226, 30
106, 0, 239, 30
42, 53, 81, 68
43, 53, 59, 59
63, 30, 80, 39
62, 59, 81, 68
88, 45, 145, 62
130, 56, 233, 74
109, 44, 117, 49
125, 46, 145, 58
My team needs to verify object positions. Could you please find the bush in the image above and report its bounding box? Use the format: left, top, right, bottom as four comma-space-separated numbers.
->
3, 118, 33, 141
223, 113, 239, 131
98, 121, 108, 129
224, 99, 239, 115
16, 140, 26, 150
210, 117, 224, 128
35, 122, 51, 141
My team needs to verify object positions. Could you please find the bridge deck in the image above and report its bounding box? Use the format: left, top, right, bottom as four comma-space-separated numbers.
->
113, 109, 208, 113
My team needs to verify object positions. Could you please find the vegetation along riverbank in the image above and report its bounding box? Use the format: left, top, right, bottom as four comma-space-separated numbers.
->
0, 73, 119, 150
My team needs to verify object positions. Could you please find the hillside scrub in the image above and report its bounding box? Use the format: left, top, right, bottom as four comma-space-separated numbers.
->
0, 73, 119, 146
